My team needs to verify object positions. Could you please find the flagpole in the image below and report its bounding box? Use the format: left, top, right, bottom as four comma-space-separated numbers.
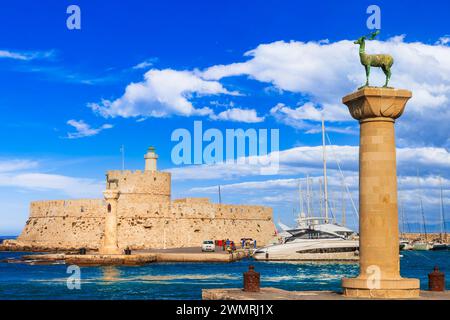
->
120, 145, 125, 170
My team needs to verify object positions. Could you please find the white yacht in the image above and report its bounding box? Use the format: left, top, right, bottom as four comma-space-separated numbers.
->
253, 118, 359, 261
254, 117, 360, 261
253, 224, 359, 261
279, 216, 356, 240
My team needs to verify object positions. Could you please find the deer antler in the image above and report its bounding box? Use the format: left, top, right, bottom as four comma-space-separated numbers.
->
368, 30, 380, 40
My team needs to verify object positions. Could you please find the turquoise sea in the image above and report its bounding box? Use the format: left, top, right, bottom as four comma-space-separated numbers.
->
0, 247, 448, 300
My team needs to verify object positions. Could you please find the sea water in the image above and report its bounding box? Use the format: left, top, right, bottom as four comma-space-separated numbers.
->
0, 244, 448, 299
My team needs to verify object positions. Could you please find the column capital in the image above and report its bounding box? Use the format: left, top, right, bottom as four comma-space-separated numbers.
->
103, 189, 120, 200
342, 87, 412, 122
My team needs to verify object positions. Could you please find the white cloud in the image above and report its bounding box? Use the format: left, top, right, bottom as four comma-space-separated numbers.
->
202, 37, 450, 146
435, 36, 450, 45
86, 36, 450, 136
66, 119, 113, 139
0, 159, 103, 198
0, 49, 54, 61
169, 145, 450, 181
88, 69, 238, 119
0, 173, 103, 198
270, 102, 351, 130
0, 159, 38, 173
211, 107, 264, 123
132, 59, 155, 70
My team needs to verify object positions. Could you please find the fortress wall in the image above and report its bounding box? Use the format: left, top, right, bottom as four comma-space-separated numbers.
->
16, 198, 275, 250
17, 199, 105, 249
28, 199, 104, 217
116, 201, 275, 249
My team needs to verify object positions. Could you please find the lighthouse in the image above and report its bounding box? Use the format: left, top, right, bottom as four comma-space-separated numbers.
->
144, 146, 158, 171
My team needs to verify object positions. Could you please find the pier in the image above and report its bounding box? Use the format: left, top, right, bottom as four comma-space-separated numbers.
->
10, 247, 249, 266
202, 288, 450, 300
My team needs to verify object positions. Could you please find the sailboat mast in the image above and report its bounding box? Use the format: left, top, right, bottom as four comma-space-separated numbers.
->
417, 171, 428, 241
306, 174, 311, 218
310, 178, 315, 217
322, 115, 329, 223
319, 178, 324, 218
439, 177, 447, 241
342, 180, 346, 227
399, 199, 405, 238
299, 180, 304, 215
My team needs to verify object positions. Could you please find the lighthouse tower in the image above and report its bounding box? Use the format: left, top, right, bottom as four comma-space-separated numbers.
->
144, 146, 158, 171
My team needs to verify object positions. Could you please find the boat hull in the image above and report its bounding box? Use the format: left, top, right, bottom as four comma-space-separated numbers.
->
431, 244, 448, 251
412, 243, 432, 251
253, 239, 359, 261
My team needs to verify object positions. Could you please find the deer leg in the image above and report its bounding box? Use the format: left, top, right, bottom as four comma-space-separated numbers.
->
365, 65, 370, 87
383, 67, 391, 87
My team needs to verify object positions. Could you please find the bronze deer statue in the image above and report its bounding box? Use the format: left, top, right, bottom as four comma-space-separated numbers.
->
354, 30, 394, 88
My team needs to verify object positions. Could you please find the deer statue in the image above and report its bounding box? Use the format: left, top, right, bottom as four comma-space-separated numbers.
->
354, 30, 394, 88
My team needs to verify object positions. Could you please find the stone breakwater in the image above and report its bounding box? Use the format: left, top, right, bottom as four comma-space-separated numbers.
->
401, 233, 449, 243
1, 249, 249, 265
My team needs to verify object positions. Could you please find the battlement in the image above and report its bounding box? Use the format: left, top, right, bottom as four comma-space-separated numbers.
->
106, 169, 171, 201
29, 199, 104, 218
173, 198, 211, 204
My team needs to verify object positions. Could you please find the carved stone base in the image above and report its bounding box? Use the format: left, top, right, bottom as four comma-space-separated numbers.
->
342, 277, 420, 299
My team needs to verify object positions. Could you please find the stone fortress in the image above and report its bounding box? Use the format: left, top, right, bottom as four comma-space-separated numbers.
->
10, 147, 276, 252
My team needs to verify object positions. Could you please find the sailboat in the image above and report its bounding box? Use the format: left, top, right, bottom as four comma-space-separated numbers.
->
255, 116, 359, 261
431, 177, 448, 250
399, 200, 413, 250
411, 172, 432, 251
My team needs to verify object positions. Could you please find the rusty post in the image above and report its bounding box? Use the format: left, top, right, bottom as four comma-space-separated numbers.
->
243, 265, 260, 292
428, 266, 445, 291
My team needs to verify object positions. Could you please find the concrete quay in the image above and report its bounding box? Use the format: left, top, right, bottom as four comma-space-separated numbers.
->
202, 287, 450, 300
8, 247, 249, 266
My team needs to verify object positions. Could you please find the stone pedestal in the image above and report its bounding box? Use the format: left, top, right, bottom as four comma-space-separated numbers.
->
341, 87, 420, 298
99, 189, 121, 255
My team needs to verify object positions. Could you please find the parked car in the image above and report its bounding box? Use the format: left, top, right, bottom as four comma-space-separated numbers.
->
201, 240, 215, 252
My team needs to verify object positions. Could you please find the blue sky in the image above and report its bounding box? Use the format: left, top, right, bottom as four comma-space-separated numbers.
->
1, 0, 450, 235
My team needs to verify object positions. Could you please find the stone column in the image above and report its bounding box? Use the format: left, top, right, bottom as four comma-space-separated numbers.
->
99, 189, 121, 255
341, 87, 419, 298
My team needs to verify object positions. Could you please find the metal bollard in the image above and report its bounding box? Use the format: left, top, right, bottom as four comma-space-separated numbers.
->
428, 266, 445, 291
79, 248, 86, 255
243, 265, 260, 292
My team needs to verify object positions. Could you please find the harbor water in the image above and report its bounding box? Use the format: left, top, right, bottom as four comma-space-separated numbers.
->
0, 249, 448, 299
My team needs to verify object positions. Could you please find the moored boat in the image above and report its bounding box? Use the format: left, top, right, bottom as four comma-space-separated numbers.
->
253, 227, 359, 261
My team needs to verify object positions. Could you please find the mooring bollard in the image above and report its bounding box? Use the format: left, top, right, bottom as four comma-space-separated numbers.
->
428, 266, 445, 291
79, 248, 86, 255
243, 265, 260, 292
124, 248, 132, 255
